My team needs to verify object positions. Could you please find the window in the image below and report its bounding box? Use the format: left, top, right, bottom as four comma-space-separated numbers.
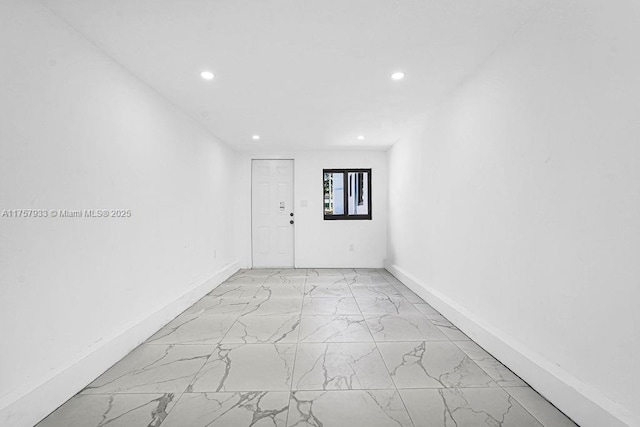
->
323, 168, 372, 220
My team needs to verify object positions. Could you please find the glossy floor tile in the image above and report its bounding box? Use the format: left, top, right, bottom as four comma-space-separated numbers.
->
349, 284, 404, 298
256, 283, 305, 298
364, 313, 449, 341
82, 344, 213, 394
400, 388, 544, 427
242, 295, 303, 316
302, 296, 360, 315
146, 314, 237, 345
298, 315, 373, 343
292, 342, 394, 390
38, 268, 577, 427
455, 340, 527, 387
189, 343, 296, 392
377, 341, 497, 389
183, 296, 250, 316
37, 394, 176, 427
288, 390, 413, 427
356, 296, 421, 315
504, 387, 578, 426
161, 391, 290, 427
222, 314, 301, 344
304, 281, 351, 297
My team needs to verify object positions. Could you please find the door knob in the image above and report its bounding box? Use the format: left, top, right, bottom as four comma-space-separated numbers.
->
290, 212, 294, 217
290, 220, 294, 224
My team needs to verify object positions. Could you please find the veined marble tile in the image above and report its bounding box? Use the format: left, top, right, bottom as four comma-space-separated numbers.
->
504, 387, 578, 427
298, 315, 373, 343
354, 268, 383, 276
422, 313, 447, 322
377, 341, 497, 389
182, 296, 250, 316
266, 268, 308, 278
161, 391, 290, 427
292, 343, 393, 390
385, 279, 406, 288
221, 315, 301, 343
400, 388, 543, 427
356, 297, 421, 315
304, 282, 352, 298
304, 279, 353, 298
236, 268, 278, 277
381, 273, 403, 286
455, 341, 527, 387
378, 268, 396, 277
263, 276, 307, 285
242, 296, 303, 316
227, 271, 269, 282
346, 275, 390, 286
83, 344, 213, 394
414, 303, 440, 316
228, 269, 250, 277
207, 283, 259, 299
146, 314, 236, 345
189, 343, 296, 392
393, 287, 424, 303
424, 314, 453, 327
349, 284, 404, 298
435, 324, 469, 341
340, 268, 357, 277
302, 297, 361, 315
255, 283, 305, 298
36, 393, 176, 427
365, 314, 449, 342
287, 390, 413, 427
307, 268, 344, 276
424, 314, 470, 341
305, 276, 349, 286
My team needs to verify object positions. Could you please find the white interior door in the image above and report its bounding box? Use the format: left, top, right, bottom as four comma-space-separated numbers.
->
251, 159, 295, 267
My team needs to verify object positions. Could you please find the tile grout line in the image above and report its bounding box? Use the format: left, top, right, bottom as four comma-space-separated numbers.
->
283, 270, 310, 427
380, 268, 560, 427
378, 268, 486, 427
351, 271, 418, 427
174, 271, 271, 403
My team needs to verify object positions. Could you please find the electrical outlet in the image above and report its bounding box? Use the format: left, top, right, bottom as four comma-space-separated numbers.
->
348, 244, 355, 252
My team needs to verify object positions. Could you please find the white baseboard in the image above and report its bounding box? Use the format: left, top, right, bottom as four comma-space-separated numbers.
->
384, 262, 637, 427
0, 261, 239, 427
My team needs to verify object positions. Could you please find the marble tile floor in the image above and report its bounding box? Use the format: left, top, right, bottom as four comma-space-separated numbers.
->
37, 268, 578, 427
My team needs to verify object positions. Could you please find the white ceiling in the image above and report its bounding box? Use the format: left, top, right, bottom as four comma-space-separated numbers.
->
39, 0, 544, 151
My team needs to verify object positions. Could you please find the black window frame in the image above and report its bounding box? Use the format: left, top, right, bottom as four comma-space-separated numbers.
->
323, 168, 372, 220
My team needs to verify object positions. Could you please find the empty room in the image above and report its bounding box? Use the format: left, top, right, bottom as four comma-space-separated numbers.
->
1, 0, 639, 426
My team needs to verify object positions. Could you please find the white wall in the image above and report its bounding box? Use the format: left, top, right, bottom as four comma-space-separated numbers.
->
295, 151, 387, 268
387, 1, 640, 426
0, 1, 239, 425
236, 150, 387, 268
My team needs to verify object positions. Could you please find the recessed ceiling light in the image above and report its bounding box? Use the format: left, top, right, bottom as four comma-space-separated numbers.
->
357, 135, 365, 140
252, 135, 260, 140
200, 71, 215, 80
391, 72, 405, 81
